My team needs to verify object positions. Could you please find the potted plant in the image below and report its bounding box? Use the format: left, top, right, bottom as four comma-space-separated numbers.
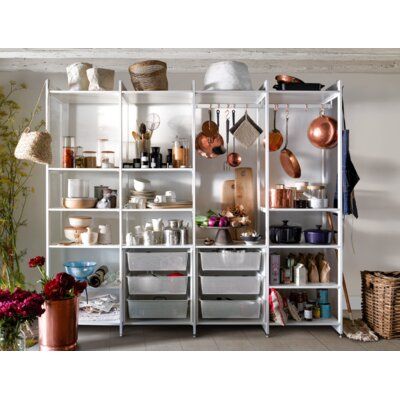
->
0, 287, 45, 351
29, 256, 87, 351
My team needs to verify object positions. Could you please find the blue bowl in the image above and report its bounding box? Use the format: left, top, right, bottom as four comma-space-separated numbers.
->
64, 261, 97, 281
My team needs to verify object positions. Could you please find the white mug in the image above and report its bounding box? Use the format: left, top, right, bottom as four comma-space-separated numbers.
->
154, 195, 166, 203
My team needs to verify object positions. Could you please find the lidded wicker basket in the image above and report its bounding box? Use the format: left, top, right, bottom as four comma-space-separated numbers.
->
128, 60, 168, 91
361, 270, 400, 339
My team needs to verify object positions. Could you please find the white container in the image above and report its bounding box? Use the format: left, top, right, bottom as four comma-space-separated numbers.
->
204, 61, 253, 91
127, 275, 188, 295
98, 224, 112, 245
308, 198, 329, 209
87, 67, 115, 91
67, 179, 89, 198
200, 251, 261, 271
127, 300, 188, 319
200, 299, 261, 319
80, 227, 98, 246
66, 62, 92, 91
127, 252, 188, 271
200, 276, 261, 295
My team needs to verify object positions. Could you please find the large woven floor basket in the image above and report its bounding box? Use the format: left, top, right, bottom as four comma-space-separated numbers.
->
128, 60, 168, 91
361, 271, 400, 339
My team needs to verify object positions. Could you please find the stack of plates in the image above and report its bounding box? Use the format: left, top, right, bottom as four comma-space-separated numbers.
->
129, 190, 156, 200
147, 201, 193, 209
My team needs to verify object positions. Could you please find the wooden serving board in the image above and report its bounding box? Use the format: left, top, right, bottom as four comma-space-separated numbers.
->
221, 180, 235, 209
234, 167, 255, 229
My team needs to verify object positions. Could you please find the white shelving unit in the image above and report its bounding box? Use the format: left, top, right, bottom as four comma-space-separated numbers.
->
45, 78, 343, 338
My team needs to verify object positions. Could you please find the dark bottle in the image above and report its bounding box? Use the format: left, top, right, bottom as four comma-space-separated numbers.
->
166, 148, 173, 168
151, 147, 162, 168
88, 265, 109, 288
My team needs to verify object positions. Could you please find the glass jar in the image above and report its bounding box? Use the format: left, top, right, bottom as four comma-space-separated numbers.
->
172, 136, 190, 168
62, 136, 75, 168
74, 146, 84, 168
166, 148, 173, 168
100, 151, 115, 168
83, 151, 97, 168
97, 138, 109, 167
0, 323, 25, 351
304, 304, 313, 321
313, 303, 321, 319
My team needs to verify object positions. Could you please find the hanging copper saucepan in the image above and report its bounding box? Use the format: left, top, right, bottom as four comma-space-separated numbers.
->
307, 108, 338, 149
196, 109, 224, 159
268, 107, 283, 151
275, 75, 304, 84
280, 110, 301, 178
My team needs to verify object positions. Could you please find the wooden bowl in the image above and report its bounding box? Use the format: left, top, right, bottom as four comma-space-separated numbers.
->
62, 197, 97, 209
69, 216, 92, 228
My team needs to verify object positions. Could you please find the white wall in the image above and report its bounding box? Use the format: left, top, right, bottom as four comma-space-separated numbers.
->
2, 69, 399, 306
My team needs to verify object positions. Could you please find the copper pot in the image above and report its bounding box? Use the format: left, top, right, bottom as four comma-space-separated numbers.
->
269, 187, 295, 208
39, 297, 78, 351
307, 113, 338, 149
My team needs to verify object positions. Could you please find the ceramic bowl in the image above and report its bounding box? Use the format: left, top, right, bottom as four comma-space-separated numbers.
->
64, 226, 87, 242
69, 216, 92, 228
133, 178, 151, 192
62, 197, 97, 209
64, 261, 97, 280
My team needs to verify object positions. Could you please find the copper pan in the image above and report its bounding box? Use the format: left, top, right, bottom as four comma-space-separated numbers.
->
307, 111, 338, 149
280, 113, 301, 178
275, 74, 304, 84
196, 132, 223, 159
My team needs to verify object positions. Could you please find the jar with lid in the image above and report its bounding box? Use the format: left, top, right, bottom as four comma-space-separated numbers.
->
304, 304, 313, 321
133, 158, 141, 168
172, 136, 190, 168
62, 136, 75, 168
141, 151, 149, 168
150, 147, 162, 168
74, 146, 84, 168
166, 149, 173, 168
100, 151, 115, 168
313, 303, 321, 319
83, 151, 97, 168
306, 184, 327, 199
97, 138, 109, 167
292, 186, 308, 208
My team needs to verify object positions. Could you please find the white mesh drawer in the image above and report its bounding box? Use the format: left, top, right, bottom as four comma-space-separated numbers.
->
200, 251, 261, 271
200, 299, 261, 319
200, 276, 261, 295
127, 300, 188, 319
127, 275, 188, 295
127, 252, 188, 271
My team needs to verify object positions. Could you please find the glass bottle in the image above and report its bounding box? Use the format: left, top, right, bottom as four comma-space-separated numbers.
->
62, 136, 75, 168
100, 151, 115, 168
74, 146, 84, 168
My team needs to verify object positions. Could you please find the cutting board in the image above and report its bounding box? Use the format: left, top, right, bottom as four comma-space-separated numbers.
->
234, 167, 255, 229
221, 180, 235, 209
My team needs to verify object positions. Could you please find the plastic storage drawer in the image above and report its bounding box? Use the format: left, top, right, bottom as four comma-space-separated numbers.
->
200, 276, 261, 295
127, 252, 188, 271
127, 300, 188, 319
200, 299, 261, 319
200, 251, 261, 271
127, 275, 188, 295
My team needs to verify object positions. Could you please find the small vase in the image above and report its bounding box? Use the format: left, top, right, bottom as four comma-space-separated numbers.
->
39, 297, 78, 351
0, 322, 26, 351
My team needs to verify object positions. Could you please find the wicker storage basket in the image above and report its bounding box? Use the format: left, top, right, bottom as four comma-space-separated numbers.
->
128, 60, 168, 91
361, 270, 400, 339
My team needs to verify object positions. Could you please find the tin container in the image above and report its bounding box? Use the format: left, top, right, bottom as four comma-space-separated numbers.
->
269, 187, 295, 208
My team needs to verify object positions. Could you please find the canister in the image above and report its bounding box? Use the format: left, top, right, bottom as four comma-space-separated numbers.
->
67, 179, 88, 198
179, 226, 189, 245
317, 289, 329, 304
320, 303, 332, 319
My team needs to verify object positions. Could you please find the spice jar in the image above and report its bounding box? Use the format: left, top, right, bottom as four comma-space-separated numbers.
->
150, 147, 162, 168
62, 136, 75, 168
83, 151, 97, 168
141, 151, 149, 168
172, 136, 190, 168
166, 149, 173, 168
313, 303, 321, 319
133, 158, 141, 168
100, 151, 115, 168
304, 304, 313, 321
74, 146, 84, 168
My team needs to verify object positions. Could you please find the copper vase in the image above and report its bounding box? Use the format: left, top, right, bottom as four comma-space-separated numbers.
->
39, 297, 78, 351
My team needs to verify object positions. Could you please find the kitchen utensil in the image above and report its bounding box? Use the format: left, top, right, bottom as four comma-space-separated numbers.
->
133, 178, 151, 192
62, 197, 97, 209
98, 224, 112, 245
179, 225, 190, 245
68, 216, 92, 228
87, 68, 115, 91
143, 230, 157, 246
275, 74, 304, 84
221, 180, 235, 210
168, 219, 183, 229
307, 109, 338, 149
67, 179, 89, 198
304, 225, 335, 245
269, 108, 283, 152
234, 167, 254, 229
273, 82, 324, 91
308, 198, 328, 208
195, 131, 222, 159
145, 113, 161, 138
204, 61, 252, 90
81, 227, 99, 246
128, 60, 168, 91
202, 109, 219, 138
227, 110, 242, 167
269, 220, 302, 244
64, 261, 97, 281
223, 112, 231, 171
163, 227, 181, 246
240, 232, 262, 245
280, 111, 301, 178
269, 187, 295, 208
66, 62, 92, 90
64, 226, 86, 243
230, 110, 263, 149
211, 109, 226, 155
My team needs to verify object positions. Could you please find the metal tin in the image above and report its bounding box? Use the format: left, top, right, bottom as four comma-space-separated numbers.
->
179, 227, 189, 245
163, 228, 180, 245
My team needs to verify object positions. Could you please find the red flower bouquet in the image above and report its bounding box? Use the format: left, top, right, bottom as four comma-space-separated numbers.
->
0, 287, 45, 350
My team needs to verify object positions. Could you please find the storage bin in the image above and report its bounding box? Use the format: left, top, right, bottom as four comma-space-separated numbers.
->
127, 300, 188, 319
200, 276, 261, 295
127, 251, 188, 271
200, 299, 261, 319
127, 275, 188, 295
200, 251, 261, 271
362, 271, 400, 339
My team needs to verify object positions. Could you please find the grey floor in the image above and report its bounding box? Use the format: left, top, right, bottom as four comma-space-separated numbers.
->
76, 324, 400, 351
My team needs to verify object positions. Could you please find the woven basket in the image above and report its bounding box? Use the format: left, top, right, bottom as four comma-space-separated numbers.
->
14, 128, 52, 165
128, 60, 168, 91
361, 270, 400, 339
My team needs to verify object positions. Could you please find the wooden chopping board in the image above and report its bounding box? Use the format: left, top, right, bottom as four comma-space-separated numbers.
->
221, 180, 235, 209
234, 167, 255, 229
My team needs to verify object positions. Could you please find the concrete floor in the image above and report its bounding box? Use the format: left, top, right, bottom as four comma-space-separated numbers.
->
73, 324, 400, 351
